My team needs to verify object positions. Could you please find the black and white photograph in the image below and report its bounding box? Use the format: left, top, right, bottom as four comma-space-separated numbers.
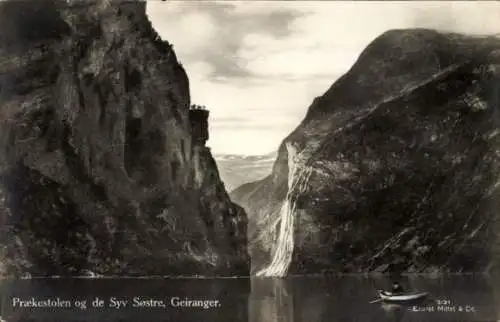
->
1, 0, 500, 321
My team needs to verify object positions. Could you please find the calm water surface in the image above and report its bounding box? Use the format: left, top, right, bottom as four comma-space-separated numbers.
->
0, 275, 499, 321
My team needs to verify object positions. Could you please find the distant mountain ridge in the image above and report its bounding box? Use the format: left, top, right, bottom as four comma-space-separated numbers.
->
215, 152, 277, 192
215, 152, 277, 162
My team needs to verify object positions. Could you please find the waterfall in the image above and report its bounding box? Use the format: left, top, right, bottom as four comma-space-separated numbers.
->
256, 143, 312, 277
254, 62, 471, 277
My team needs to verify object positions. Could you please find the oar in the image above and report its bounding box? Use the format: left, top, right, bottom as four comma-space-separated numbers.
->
369, 298, 383, 304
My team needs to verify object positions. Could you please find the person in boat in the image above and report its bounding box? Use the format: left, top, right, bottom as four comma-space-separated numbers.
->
391, 281, 404, 294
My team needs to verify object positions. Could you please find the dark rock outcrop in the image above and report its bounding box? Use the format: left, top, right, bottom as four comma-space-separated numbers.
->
189, 105, 209, 146
232, 29, 500, 276
0, 0, 248, 277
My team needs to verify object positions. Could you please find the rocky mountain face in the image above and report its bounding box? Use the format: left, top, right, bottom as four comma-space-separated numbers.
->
0, 0, 249, 277
232, 29, 500, 276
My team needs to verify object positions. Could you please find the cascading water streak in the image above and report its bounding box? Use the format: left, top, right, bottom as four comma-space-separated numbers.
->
256, 143, 313, 277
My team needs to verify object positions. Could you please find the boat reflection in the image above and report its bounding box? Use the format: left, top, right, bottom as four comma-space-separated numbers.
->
380, 302, 406, 322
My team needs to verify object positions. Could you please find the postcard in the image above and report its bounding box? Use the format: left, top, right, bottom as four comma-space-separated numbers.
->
0, 0, 499, 321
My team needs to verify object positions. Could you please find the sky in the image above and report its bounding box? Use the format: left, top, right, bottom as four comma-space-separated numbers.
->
146, 1, 500, 156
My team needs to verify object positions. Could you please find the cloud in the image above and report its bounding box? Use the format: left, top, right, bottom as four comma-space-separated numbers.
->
408, 2, 500, 34
147, 1, 500, 155
148, 1, 307, 81
238, 2, 500, 83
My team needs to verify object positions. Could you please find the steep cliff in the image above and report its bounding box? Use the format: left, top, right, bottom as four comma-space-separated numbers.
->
232, 29, 500, 276
0, 0, 249, 277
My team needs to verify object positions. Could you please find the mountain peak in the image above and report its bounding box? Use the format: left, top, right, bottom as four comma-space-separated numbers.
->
301, 28, 500, 124
233, 28, 500, 276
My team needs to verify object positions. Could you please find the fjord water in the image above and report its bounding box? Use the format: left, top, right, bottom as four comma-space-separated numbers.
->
250, 275, 500, 322
1, 275, 499, 322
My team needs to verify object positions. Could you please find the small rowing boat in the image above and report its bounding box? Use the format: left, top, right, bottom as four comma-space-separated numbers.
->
377, 290, 428, 302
